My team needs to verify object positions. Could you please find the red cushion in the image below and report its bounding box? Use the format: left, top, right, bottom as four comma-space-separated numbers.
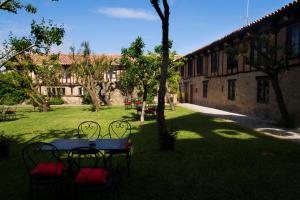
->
6, 110, 15, 114
145, 109, 155, 113
30, 162, 64, 177
125, 102, 131, 105
75, 168, 110, 185
135, 101, 142, 105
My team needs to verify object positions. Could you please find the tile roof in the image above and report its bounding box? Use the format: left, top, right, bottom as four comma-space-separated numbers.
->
31, 54, 121, 65
185, 0, 300, 57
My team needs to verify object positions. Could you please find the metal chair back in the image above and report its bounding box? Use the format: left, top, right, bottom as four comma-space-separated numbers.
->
77, 121, 102, 139
108, 120, 131, 139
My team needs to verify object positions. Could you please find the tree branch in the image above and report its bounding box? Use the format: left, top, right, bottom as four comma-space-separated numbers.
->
0, 0, 12, 8
151, 0, 165, 21
0, 44, 35, 67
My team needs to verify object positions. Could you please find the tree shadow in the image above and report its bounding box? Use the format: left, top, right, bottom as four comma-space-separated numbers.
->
120, 112, 300, 200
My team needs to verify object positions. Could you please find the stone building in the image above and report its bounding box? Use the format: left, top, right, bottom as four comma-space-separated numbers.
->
31, 54, 124, 105
179, 1, 300, 123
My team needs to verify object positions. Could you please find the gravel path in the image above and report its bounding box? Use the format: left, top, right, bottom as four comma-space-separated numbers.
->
179, 103, 300, 142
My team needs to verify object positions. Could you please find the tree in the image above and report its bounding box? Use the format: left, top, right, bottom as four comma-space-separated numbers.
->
226, 33, 293, 126
121, 37, 159, 123
33, 54, 62, 97
154, 42, 184, 111
2, 20, 64, 111
151, 0, 175, 150
0, 71, 31, 105
117, 71, 135, 100
1, 19, 64, 68
70, 42, 114, 112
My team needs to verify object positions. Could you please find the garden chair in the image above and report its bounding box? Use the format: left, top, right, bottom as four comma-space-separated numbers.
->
108, 120, 132, 174
145, 106, 156, 117
69, 147, 119, 199
5, 106, 17, 120
77, 121, 106, 139
0, 105, 6, 121
22, 142, 68, 200
124, 100, 132, 109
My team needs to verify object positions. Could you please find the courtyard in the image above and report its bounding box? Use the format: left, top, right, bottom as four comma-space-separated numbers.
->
1, 106, 300, 200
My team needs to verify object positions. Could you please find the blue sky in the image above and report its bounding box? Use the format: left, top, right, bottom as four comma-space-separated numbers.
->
0, 0, 294, 55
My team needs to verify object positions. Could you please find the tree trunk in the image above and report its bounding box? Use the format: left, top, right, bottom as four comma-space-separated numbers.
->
140, 86, 148, 124
87, 87, 100, 112
166, 83, 175, 111
270, 75, 291, 126
157, 8, 174, 151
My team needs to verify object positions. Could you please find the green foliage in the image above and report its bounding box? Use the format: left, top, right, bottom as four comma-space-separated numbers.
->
121, 37, 160, 102
0, 72, 31, 105
0, 0, 36, 14
70, 42, 114, 111
82, 93, 92, 105
48, 97, 64, 105
1, 19, 64, 68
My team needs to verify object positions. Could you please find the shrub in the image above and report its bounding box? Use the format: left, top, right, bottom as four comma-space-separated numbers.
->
48, 97, 64, 105
82, 93, 92, 105
0, 72, 31, 105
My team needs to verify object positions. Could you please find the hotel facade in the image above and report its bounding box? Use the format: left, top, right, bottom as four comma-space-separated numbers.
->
179, 1, 300, 123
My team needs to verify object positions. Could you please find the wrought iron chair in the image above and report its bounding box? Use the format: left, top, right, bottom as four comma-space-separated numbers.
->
22, 142, 68, 199
108, 120, 132, 174
77, 121, 104, 139
5, 106, 17, 120
124, 100, 132, 109
69, 147, 119, 199
0, 105, 5, 121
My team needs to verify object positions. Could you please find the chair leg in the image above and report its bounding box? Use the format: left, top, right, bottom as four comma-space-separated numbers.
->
126, 152, 131, 176
29, 184, 33, 200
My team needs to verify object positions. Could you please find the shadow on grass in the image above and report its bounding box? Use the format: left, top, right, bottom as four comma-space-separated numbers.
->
1, 111, 300, 200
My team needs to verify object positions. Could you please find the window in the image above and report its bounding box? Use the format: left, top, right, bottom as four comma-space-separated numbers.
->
180, 66, 184, 77
60, 88, 65, 96
203, 80, 209, 98
227, 54, 238, 72
288, 23, 300, 58
188, 59, 193, 77
197, 56, 203, 75
211, 53, 219, 73
251, 41, 268, 65
256, 76, 269, 104
228, 79, 236, 101
78, 87, 83, 96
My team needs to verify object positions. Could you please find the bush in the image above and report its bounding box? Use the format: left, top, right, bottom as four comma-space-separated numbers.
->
82, 93, 92, 105
0, 72, 31, 105
48, 97, 64, 105
0, 133, 11, 159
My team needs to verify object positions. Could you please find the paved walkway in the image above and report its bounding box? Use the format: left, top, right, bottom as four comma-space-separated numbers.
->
179, 103, 300, 142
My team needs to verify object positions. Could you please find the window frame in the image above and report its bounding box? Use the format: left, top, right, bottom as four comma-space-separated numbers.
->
287, 22, 300, 59
202, 80, 209, 98
196, 56, 204, 76
256, 76, 270, 104
188, 59, 193, 77
227, 79, 236, 101
227, 53, 238, 73
211, 52, 219, 73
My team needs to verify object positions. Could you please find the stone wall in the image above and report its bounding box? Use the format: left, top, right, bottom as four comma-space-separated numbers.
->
180, 68, 300, 123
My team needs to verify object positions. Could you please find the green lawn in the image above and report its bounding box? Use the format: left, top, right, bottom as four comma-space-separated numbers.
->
1, 105, 300, 200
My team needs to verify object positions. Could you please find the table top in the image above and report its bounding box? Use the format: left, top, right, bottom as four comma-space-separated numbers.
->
41, 138, 128, 151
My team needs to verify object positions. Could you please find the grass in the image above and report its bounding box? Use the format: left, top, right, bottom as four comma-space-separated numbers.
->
1, 105, 300, 200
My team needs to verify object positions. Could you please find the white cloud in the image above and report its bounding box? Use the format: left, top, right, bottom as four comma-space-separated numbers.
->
97, 7, 158, 21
